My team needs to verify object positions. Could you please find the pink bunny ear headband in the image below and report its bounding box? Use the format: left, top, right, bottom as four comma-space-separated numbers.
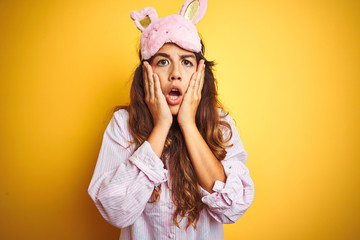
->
130, 0, 207, 60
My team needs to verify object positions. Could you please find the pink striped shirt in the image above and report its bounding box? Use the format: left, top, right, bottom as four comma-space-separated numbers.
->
88, 109, 254, 240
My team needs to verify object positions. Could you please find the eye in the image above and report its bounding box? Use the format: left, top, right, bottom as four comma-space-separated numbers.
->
182, 59, 193, 67
157, 59, 169, 66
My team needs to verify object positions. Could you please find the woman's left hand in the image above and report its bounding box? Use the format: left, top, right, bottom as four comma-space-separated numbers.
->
177, 59, 205, 127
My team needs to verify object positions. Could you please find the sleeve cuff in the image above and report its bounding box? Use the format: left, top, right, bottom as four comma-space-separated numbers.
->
201, 180, 233, 206
129, 141, 168, 186
213, 180, 226, 192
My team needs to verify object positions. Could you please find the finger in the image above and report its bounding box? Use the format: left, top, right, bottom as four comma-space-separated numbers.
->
145, 62, 155, 101
198, 64, 205, 96
195, 66, 202, 95
143, 62, 149, 99
193, 60, 204, 96
187, 72, 198, 96
197, 59, 205, 72
153, 73, 163, 97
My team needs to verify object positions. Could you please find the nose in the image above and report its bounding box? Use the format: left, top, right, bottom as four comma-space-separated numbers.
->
169, 63, 181, 81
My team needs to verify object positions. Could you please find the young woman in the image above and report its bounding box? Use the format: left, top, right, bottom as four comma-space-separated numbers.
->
88, 1, 254, 239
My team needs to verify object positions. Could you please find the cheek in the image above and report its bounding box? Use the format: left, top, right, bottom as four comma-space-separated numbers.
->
154, 72, 168, 92
185, 71, 196, 84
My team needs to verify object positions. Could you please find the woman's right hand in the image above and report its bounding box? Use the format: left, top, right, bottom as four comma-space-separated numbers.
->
143, 61, 173, 129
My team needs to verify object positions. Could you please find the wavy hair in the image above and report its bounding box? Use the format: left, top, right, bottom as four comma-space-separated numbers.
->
114, 41, 233, 229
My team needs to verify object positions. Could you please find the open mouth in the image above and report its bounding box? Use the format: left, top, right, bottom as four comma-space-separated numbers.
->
168, 88, 181, 100
166, 87, 182, 105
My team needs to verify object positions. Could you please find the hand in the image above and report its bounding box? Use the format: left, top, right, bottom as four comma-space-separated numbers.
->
143, 61, 173, 129
177, 59, 205, 128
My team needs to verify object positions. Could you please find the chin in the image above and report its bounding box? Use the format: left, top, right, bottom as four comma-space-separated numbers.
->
169, 105, 180, 115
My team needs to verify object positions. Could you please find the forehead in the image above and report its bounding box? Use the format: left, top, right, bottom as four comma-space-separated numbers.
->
156, 43, 195, 57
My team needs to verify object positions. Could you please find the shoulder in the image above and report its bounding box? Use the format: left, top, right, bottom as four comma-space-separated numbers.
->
217, 109, 248, 163
217, 107, 239, 141
108, 108, 134, 145
113, 108, 130, 124
217, 108, 236, 126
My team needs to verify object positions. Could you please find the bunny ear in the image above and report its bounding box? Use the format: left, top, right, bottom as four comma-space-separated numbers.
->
178, 0, 207, 25
130, 7, 159, 32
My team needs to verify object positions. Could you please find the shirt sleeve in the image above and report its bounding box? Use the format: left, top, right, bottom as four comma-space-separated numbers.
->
87, 110, 168, 229
200, 113, 255, 224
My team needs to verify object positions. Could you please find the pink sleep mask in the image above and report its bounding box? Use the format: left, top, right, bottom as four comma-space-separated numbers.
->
130, 0, 207, 60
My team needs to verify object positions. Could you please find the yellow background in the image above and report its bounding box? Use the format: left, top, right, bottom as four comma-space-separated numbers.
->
1, 0, 359, 239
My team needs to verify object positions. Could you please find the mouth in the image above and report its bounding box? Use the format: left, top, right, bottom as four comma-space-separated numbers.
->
166, 87, 182, 105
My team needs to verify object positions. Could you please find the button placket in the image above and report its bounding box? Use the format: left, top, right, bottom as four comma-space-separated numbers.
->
165, 168, 175, 239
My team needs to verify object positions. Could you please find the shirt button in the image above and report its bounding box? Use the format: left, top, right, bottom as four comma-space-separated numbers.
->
168, 233, 173, 238
168, 204, 172, 209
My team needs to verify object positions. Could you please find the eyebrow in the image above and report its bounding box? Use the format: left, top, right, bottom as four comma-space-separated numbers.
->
180, 54, 196, 59
152, 53, 196, 59
152, 53, 170, 59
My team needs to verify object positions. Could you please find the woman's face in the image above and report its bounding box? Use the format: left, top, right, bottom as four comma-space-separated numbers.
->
150, 43, 198, 115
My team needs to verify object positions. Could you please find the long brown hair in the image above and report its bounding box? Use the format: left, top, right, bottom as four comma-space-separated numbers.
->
114, 41, 233, 229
